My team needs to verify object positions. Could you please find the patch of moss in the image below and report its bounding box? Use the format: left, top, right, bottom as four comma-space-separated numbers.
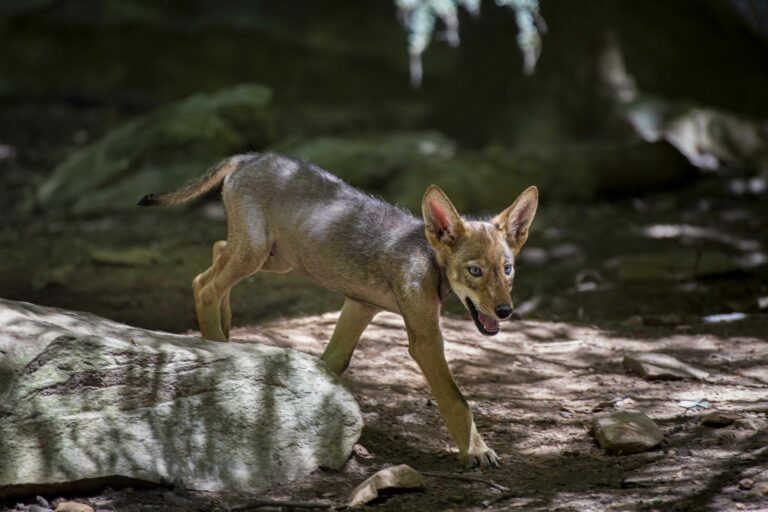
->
37, 84, 274, 214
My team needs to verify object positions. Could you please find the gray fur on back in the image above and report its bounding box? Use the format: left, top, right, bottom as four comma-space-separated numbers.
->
222, 153, 445, 313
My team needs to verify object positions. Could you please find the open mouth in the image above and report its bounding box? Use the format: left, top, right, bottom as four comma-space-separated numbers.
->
466, 298, 499, 336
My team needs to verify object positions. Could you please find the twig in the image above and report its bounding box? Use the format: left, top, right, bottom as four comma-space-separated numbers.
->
482, 489, 518, 508
421, 471, 509, 492
89, 488, 131, 505
230, 499, 333, 510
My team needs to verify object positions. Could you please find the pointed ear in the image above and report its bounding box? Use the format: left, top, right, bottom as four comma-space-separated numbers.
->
422, 185, 465, 245
493, 186, 538, 254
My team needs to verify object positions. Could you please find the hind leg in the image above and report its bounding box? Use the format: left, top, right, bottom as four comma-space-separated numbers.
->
193, 236, 270, 341
212, 241, 233, 339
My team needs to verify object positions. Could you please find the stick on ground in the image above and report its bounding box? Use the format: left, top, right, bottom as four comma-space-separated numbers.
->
421, 471, 509, 492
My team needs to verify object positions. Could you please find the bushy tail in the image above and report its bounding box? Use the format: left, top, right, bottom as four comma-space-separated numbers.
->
137, 153, 259, 207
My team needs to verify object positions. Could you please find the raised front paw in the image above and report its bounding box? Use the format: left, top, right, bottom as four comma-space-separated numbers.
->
462, 447, 500, 469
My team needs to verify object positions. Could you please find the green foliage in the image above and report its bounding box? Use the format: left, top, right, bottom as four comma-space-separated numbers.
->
395, 0, 545, 86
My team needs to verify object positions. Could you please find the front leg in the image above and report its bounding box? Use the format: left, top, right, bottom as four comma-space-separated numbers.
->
321, 298, 377, 375
402, 308, 499, 468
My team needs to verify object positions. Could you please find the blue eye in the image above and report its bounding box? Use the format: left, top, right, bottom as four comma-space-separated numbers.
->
468, 266, 482, 277
504, 263, 513, 275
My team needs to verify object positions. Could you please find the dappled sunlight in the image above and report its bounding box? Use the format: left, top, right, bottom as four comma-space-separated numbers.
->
8, 296, 760, 510
222, 306, 768, 510
0, 299, 363, 500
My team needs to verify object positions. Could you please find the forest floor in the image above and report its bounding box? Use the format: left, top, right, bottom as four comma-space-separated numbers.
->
1, 104, 767, 511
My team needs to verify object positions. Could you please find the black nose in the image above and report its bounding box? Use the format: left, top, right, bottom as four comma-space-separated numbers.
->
495, 304, 513, 319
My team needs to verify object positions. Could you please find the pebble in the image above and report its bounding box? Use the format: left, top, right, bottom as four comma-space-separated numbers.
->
353, 443, 374, 459
738, 478, 754, 490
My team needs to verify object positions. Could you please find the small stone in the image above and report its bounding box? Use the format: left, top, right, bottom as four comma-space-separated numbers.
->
55, 503, 93, 512
623, 352, 709, 381
347, 464, 426, 507
738, 478, 754, 490
396, 412, 422, 425
734, 417, 764, 431
592, 410, 664, 454
752, 481, 768, 496
353, 444, 374, 459
36, 497, 52, 509
701, 411, 737, 428
493, 425, 510, 434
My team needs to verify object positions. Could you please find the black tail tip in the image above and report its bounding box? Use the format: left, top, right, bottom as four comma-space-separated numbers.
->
137, 193, 158, 206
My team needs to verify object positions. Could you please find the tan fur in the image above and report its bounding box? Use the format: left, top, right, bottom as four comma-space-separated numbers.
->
142, 153, 538, 468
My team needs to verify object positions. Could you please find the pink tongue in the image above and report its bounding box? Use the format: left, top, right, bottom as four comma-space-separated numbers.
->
478, 312, 499, 332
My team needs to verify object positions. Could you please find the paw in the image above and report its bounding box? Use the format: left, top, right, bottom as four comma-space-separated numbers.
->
462, 448, 500, 469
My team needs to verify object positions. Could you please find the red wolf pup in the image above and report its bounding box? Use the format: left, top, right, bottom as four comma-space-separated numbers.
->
139, 152, 538, 468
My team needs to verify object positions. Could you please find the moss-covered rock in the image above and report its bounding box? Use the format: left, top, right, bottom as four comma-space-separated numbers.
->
284, 132, 695, 215
37, 84, 274, 214
281, 131, 456, 191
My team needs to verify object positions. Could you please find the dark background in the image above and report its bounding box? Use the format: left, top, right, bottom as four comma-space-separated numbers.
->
1, 0, 767, 330
1, 3, 768, 511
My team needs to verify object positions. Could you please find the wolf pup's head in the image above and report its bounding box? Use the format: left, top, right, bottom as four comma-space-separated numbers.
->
422, 185, 538, 336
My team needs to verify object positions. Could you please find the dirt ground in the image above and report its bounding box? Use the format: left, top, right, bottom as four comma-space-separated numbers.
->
1, 104, 768, 511
2, 195, 767, 511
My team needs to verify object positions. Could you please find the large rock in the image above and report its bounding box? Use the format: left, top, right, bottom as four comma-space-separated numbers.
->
284, 132, 694, 214
283, 131, 456, 191
36, 84, 274, 214
0, 299, 362, 499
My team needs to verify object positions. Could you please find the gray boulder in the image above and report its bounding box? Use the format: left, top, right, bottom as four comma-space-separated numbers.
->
0, 299, 362, 499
